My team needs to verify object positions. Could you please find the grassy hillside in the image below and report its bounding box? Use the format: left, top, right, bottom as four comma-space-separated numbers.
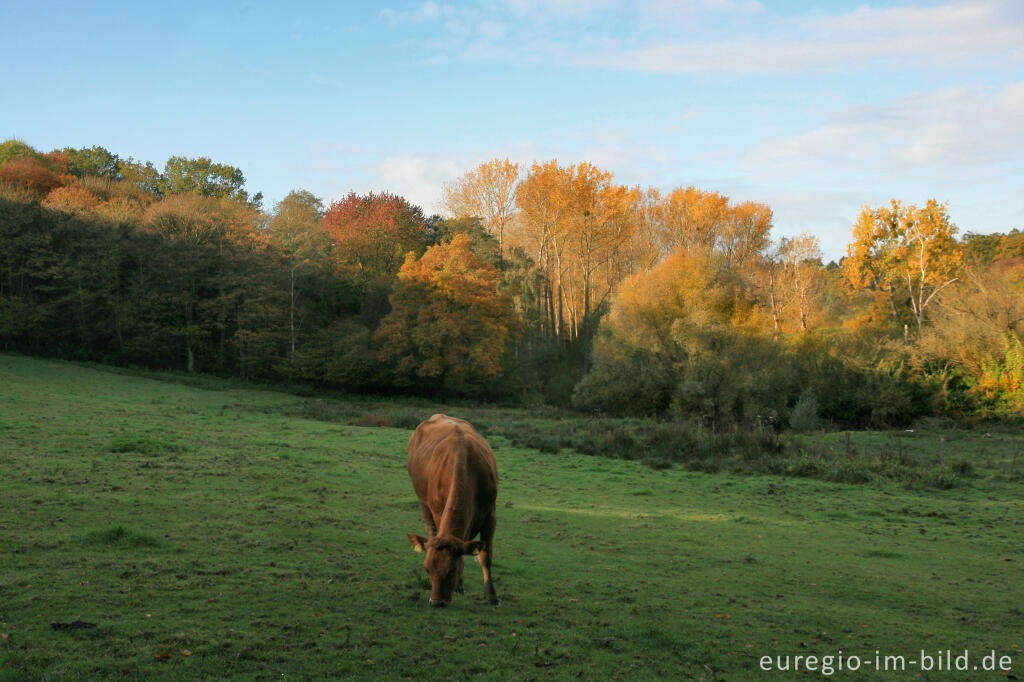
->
0, 354, 1022, 680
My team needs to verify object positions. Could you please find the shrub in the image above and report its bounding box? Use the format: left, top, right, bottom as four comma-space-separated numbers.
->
359, 414, 394, 427
789, 393, 821, 432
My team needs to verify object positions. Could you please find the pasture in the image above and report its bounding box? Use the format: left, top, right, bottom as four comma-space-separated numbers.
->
0, 354, 1022, 680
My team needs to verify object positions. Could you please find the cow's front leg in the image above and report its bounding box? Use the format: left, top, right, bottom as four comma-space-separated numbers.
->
419, 502, 438, 538
455, 555, 465, 594
478, 514, 499, 605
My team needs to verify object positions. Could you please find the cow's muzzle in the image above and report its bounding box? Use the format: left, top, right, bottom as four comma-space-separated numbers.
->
428, 599, 449, 608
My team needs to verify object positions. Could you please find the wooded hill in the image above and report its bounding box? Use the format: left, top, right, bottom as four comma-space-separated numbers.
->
2, 139, 1022, 425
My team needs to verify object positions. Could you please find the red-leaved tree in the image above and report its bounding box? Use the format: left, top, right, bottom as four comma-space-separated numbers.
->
321, 192, 432, 280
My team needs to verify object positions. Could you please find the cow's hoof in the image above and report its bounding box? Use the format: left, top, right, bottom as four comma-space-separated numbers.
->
486, 596, 501, 606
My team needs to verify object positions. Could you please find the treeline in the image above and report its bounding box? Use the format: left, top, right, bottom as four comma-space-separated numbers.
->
1, 139, 1022, 426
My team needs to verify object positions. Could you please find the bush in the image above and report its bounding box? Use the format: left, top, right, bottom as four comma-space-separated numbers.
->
359, 414, 394, 427
789, 393, 820, 432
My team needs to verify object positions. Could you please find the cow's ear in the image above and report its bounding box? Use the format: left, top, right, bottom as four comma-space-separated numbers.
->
462, 540, 484, 556
408, 534, 428, 552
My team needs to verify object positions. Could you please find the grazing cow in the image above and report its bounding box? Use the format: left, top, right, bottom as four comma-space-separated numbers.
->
407, 414, 500, 607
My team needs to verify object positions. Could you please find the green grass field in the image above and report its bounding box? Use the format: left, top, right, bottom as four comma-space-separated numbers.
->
1, 354, 1022, 680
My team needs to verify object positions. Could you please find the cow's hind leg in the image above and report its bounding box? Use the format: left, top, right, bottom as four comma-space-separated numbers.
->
478, 513, 499, 605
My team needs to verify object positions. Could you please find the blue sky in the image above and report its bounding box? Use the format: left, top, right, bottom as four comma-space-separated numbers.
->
2, 0, 1022, 259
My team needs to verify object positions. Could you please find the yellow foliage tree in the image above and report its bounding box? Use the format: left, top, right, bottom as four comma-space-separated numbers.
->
512, 160, 572, 339
575, 247, 783, 420
779, 232, 823, 334
658, 187, 771, 267
844, 199, 962, 335
441, 158, 520, 259
660, 186, 730, 255
510, 160, 642, 344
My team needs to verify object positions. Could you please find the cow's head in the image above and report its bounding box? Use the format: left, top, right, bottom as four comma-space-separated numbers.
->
408, 533, 484, 606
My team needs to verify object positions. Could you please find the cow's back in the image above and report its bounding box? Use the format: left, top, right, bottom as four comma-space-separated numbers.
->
407, 414, 497, 527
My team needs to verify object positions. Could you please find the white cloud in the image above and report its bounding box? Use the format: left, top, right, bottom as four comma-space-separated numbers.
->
384, 0, 1024, 75
747, 82, 1024, 170
475, 20, 506, 42
380, 2, 452, 25
762, 189, 878, 261
639, 0, 764, 17
307, 72, 345, 88
502, 0, 620, 19
591, 0, 1023, 74
733, 82, 1024, 258
373, 154, 463, 213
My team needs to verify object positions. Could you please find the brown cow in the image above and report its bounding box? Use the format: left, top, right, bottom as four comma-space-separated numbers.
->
406, 414, 500, 607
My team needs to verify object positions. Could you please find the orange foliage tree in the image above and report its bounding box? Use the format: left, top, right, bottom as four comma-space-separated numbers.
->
375, 234, 515, 392
0, 157, 64, 196
659, 187, 772, 268
510, 160, 642, 343
42, 184, 102, 214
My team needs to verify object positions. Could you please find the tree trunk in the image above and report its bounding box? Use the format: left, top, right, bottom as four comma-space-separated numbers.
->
185, 299, 195, 373
887, 283, 899, 321
582, 275, 592, 367
545, 283, 556, 341
556, 284, 564, 342
799, 286, 808, 333
289, 263, 297, 378
770, 290, 781, 342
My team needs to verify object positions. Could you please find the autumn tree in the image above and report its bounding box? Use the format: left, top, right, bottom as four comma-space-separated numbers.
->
375, 234, 515, 393
510, 160, 642, 345
562, 163, 633, 348
658, 187, 772, 267
267, 190, 326, 375
0, 182, 59, 347
724, 201, 773, 268
322, 192, 431, 279
40, 175, 150, 226
441, 158, 520, 259
141, 195, 264, 372
0, 139, 40, 167
321, 192, 433, 329
573, 248, 792, 421
626, 187, 664, 273
759, 244, 792, 341
996, 230, 1024, 260
778, 232, 824, 334
659, 186, 730, 255
0, 157, 63, 196
159, 156, 261, 207
512, 160, 569, 339
429, 215, 500, 266
845, 199, 961, 336
118, 157, 161, 196
42, 184, 102, 214
921, 259, 1024, 412
60, 145, 120, 179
